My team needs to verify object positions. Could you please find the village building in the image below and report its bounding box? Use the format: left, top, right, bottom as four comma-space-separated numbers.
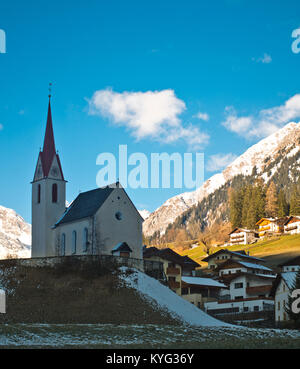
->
204, 258, 275, 317
181, 276, 227, 309
143, 247, 200, 295
256, 217, 289, 238
271, 272, 297, 324
228, 228, 258, 246
31, 98, 143, 259
201, 249, 264, 271
284, 216, 300, 235
271, 257, 300, 324
278, 256, 300, 273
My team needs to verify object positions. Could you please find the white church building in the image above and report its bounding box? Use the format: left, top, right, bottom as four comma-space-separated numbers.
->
31, 97, 143, 259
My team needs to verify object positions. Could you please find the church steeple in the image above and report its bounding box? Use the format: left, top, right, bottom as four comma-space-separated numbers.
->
33, 95, 64, 181
31, 91, 67, 258
41, 99, 57, 178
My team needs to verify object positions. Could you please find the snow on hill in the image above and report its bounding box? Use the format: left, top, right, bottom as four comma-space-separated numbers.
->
0, 206, 31, 259
119, 267, 232, 327
143, 122, 300, 237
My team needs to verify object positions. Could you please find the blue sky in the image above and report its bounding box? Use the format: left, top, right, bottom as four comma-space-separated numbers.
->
1, 0, 300, 222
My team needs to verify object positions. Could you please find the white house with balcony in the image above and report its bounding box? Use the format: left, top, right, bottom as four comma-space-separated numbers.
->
229, 228, 258, 246
284, 216, 300, 235
204, 259, 276, 315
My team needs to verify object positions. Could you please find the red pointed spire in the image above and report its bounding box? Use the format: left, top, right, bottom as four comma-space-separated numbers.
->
41, 99, 56, 177
39, 97, 64, 180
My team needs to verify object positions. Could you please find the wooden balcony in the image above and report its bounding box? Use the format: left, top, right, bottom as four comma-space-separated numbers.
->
166, 267, 180, 275
168, 280, 181, 289
246, 285, 272, 295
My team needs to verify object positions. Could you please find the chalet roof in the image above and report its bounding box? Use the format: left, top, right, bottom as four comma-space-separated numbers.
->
54, 184, 117, 226
221, 272, 276, 285
270, 272, 298, 296
143, 247, 200, 268
111, 242, 132, 253
256, 217, 289, 226
256, 218, 275, 225
274, 216, 290, 226
237, 261, 273, 272
229, 228, 257, 235
202, 249, 264, 263
284, 215, 300, 225
181, 276, 227, 288
181, 255, 200, 268
279, 255, 300, 267
216, 259, 273, 273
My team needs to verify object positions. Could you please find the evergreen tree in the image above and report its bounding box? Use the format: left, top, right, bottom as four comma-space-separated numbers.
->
285, 269, 300, 326
229, 188, 242, 228
241, 185, 252, 227
265, 181, 278, 218
290, 185, 300, 215
278, 189, 289, 217
254, 179, 266, 220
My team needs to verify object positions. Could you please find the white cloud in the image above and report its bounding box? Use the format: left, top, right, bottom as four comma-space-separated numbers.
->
195, 112, 209, 121
222, 94, 300, 138
222, 106, 252, 134
252, 53, 272, 64
206, 153, 238, 172
88, 88, 209, 148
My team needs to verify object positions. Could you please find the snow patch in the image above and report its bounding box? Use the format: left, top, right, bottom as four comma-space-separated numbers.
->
118, 267, 233, 328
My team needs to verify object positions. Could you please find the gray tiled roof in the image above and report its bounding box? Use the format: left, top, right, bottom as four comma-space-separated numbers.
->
112, 242, 132, 253
55, 185, 116, 226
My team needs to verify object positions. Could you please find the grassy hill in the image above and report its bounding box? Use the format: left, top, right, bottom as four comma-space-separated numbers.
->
178, 234, 300, 270
0, 257, 178, 325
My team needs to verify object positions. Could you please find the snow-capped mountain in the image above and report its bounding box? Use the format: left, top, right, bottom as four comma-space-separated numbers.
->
138, 209, 151, 220
143, 122, 300, 237
0, 206, 31, 259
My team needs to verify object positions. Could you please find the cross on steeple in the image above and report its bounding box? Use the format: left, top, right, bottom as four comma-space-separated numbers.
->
48, 82, 52, 100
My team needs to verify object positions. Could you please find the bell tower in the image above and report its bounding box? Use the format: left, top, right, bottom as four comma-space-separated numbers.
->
31, 93, 66, 257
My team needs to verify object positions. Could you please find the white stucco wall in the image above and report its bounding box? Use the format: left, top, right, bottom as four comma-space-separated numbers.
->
93, 187, 143, 259
54, 218, 92, 256
275, 279, 289, 322
205, 298, 274, 314
32, 176, 66, 258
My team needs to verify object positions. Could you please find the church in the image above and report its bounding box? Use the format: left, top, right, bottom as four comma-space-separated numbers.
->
31, 97, 143, 259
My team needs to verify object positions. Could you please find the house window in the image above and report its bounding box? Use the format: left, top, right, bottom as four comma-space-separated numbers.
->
37, 184, 41, 203
253, 306, 259, 311
235, 296, 243, 300
278, 301, 280, 310
234, 283, 243, 289
181, 288, 189, 295
61, 233, 66, 256
243, 306, 249, 312
52, 183, 58, 203
72, 231, 77, 254
83, 228, 88, 252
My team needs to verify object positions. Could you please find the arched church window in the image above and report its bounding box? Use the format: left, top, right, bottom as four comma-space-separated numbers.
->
52, 183, 58, 203
61, 233, 66, 256
37, 184, 41, 204
72, 231, 77, 254
83, 228, 88, 252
